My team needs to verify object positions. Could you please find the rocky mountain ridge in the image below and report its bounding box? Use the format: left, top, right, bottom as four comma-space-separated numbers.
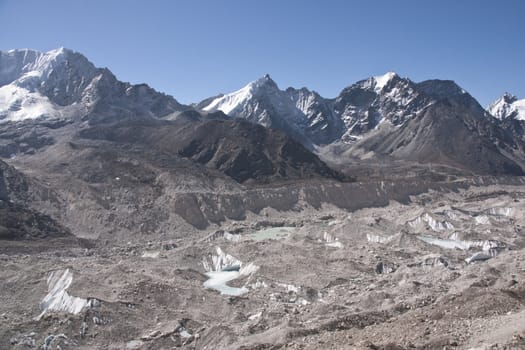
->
200, 72, 525, 175
1, 47, 525, 178
0, 48, 185, 124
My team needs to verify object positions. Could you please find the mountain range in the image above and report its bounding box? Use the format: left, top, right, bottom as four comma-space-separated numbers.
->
200, 71, 525, 176
1, 47, 525, 181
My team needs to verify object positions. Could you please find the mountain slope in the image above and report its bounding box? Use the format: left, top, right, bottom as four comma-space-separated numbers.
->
344, 99, 523, 175
78, 114, 348, 184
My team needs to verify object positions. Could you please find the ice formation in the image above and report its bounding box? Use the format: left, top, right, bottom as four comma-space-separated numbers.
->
36, 269, 90, 320
408, 213, 454, 231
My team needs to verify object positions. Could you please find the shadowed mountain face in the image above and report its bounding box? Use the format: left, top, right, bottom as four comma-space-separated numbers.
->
0, 159, 71, 240
79, 116, 348, 184
0, 200, 72, 240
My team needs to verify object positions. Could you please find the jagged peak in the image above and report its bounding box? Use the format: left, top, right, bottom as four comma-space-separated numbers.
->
352, 71, 401, 93
0, 47, 94, 84
2, 47, 75, 61
201, 76, 275, 114
373, 72, 399, 90
246, 73, 279, 93
488, 92, 524, 120
499, 92, 519, 104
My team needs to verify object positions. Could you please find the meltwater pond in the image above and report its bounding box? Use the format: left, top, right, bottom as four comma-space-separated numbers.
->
202, 247, 259, 296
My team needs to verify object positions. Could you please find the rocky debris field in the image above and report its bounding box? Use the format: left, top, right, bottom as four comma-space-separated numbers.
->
1, 185, 525, 349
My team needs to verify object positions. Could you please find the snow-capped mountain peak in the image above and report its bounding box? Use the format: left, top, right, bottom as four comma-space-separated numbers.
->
371, 72, 399, 92
203, 74, 278, 115
488, 93, 525, 120
201, 75, 345, 145
249, 74, 278, 91
0, 47, 183, 123
355, 72, 401, 93
0, 48, 80, 86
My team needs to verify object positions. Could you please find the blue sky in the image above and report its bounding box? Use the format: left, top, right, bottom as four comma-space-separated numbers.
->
1, 0, 524, 106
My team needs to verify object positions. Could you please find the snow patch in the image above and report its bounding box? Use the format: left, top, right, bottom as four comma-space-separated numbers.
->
141, 251, 160, 259
418, 234, 505, 265
418, 235, 471, 250
276, 283, 301, 293
373, 72, 397, 92
418, 235, 505, 252
367, 233, 394, 244
248, 312, 262, 321
202, 75, 275, 115
465, 250, 498, 264
224, 231, 242, 242
0, 85, 60, 122
321, 232, 343, 248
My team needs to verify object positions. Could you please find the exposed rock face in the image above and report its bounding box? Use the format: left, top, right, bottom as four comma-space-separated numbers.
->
334, 72, 430, 138
346, 99, 524, 175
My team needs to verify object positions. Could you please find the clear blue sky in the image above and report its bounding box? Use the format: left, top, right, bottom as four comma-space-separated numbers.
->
1, 0, 524, 106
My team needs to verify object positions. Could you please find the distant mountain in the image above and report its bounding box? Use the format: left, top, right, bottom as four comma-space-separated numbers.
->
334, 72, 432, 142
488, 93, 525, 121
200, 74, 345, 146
1, 46, 525, 236
0, 48, 185, 123
343, 92, 524, 175
1, 47, 524, 177
488, 93, 525, 145
0, 48, 347, 186
199, 73, 525, 175
199, 72, 432, 145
